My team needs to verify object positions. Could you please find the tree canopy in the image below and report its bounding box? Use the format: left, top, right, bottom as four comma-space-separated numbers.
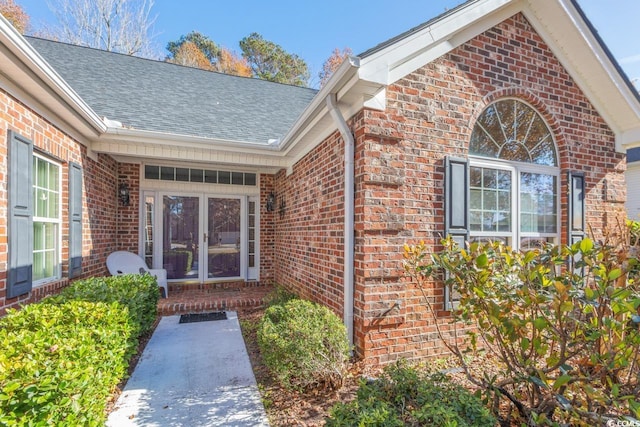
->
165, 31, 251, 77
239, 32, 309, 87
0, 0, 29, 33
166, 31, 219, 64
319, 47, 353, 88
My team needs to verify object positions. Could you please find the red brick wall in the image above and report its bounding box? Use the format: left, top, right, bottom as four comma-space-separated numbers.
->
116, 163, 140, 253
260, 174, 276, 282
274, 131, 347, 315
276, 13, 626, 365
354, 13, 626, 365
0, 89, 119, 314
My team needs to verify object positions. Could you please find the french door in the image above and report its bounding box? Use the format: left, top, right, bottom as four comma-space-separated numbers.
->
145, 193, 258, 282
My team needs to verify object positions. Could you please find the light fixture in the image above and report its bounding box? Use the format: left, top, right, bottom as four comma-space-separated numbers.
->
119, 183, 130, 206
266, 191, 275, 212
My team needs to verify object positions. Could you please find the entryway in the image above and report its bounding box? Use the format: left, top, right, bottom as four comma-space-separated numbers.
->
143, 192, 259, 283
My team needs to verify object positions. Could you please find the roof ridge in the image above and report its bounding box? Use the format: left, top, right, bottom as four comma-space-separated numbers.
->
25, 35, 318, 92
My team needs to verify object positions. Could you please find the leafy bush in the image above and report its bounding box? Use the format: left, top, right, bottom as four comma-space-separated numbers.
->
263, 284, 298, 308
0, 300, 133, 426
327, 362, 496, 427
54, 273, 159, 336
258, 299, 350, 391
0, 274, 159, 425
404, 231, 640, 425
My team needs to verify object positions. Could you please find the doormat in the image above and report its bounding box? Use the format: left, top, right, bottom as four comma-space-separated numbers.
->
179, 312, 227, 324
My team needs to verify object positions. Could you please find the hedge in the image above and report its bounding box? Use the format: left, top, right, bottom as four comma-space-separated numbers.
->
0, 274, 158, 426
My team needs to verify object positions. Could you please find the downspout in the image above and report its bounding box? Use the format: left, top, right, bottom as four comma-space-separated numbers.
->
326, 93, 355, 347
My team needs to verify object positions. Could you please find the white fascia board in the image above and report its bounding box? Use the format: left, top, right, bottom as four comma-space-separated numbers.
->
278, 58, 361, 154
358, 0, 516, 85
0, 16, 106, 140
94, 128, 290, 169
101, 127, 284, 153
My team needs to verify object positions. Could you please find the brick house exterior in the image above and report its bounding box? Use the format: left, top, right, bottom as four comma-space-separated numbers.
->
1, 0, 640, 364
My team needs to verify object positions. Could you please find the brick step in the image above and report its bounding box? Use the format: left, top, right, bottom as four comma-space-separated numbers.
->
158, 283, 274, 316
167, 280, 267, 292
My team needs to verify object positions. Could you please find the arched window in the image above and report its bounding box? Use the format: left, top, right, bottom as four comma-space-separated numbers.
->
468, 99, 559, 249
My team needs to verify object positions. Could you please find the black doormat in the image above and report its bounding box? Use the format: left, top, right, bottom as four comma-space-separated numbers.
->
179, 312, 227, 324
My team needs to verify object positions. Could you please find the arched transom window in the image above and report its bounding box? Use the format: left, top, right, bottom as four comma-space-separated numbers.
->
469, 99, 559, 250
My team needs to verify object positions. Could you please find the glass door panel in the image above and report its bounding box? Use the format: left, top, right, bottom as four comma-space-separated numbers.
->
144, 195, 154, 269
163, 196, 199, 279
207, 198, 241, 278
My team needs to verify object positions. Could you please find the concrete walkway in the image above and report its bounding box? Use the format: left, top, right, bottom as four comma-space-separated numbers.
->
107, 312, 269, 427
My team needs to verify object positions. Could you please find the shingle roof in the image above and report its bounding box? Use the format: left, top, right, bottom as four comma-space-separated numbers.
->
26, 37, 318, 143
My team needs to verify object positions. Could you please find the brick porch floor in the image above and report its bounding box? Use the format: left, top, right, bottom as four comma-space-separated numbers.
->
157, 283, 274, 316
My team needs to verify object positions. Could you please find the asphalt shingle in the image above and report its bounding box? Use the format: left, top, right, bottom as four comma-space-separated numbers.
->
27, 37, 318, 144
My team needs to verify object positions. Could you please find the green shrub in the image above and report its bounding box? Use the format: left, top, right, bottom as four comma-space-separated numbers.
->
327, 362, 496, 427
54, 273, 159, 336
0, 300, 133, 426
263, 285, 298, 308
258, 299, 350, 391
404, 233, 640, 425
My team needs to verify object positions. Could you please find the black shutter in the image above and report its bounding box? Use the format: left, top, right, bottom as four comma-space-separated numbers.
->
568, 172, 586, 245
444, 156, 470, 308
68, 162, 83, 278
568, 172, 586, 273
445, 156, 470, 246
7, 131, 33, 298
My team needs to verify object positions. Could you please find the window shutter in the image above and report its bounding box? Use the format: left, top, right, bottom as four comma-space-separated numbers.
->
445, 156, 470, 246
568, 172, 586, 273
444, 156, 470, 308
7, 131, 33, 298
69, 162, 83, 278
568, 172, 585, 245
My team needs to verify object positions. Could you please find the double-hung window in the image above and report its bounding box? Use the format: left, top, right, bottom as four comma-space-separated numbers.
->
32, 154, 61, 282
8, 131, 81, 298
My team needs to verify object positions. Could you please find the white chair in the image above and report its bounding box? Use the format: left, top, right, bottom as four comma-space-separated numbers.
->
106, 251, 168, 298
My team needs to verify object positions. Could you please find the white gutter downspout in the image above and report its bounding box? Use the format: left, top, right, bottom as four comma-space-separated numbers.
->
326, 93, 355, 347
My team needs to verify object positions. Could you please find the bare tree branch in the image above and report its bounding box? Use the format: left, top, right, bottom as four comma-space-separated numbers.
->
46, 0, 158, 58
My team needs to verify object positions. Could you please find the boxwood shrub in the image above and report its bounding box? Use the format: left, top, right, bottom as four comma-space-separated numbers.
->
54, 273, 159, 336
326, 362, 496, 427
0, 274, 159, 426
0, 301, 133, 426
258, 299, 350, 391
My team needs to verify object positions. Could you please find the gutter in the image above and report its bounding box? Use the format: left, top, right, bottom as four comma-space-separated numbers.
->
278, 57, 360, 153
326, 93, 355, 347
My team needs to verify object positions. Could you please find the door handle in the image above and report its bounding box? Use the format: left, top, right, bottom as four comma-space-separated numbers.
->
203, 232, 208, 243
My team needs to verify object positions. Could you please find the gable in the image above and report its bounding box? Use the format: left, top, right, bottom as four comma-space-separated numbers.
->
350, 0, 640, 153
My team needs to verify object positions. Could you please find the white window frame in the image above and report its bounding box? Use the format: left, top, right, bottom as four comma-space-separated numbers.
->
32, 153, 62, 285
469, 156, 560, 250
469, 98, 560, 251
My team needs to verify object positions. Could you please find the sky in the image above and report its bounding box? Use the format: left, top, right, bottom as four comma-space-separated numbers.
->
15, 0, 640, 88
